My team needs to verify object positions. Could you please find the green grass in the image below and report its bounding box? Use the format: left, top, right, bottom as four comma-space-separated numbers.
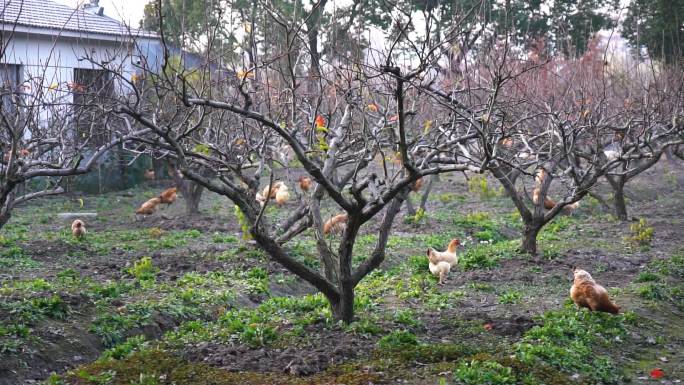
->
460, 240, 518, 270
515, 304, 628, 383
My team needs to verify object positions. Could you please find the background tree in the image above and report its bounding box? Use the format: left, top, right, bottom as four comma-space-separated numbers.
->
425, 32, 682, 254
623, 0, 684, 63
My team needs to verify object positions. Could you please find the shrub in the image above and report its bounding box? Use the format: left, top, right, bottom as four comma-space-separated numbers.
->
234, 205, 252, 240
467, 175, 503, 200
624, 218, 654, 248
126, 257, 158, 282
635, 272, 660, 283
515, 306, 626, 383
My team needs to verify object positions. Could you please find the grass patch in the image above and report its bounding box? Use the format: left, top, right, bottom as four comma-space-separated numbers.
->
515, 304, 627, 383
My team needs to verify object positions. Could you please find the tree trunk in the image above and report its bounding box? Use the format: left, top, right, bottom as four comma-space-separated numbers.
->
184, 183, 203, 216
607, 175, 628, 221
419, 174, 437, 212
330, 283, 354, 323
404, 197, 416, 216
0, 191, 14, 230
613, 181, 628, 221
171, 164, 203, 216
521, 222, 542, 255
0, 211, 11, 229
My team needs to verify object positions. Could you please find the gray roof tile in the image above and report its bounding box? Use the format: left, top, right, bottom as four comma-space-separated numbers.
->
1, 0, 156, 38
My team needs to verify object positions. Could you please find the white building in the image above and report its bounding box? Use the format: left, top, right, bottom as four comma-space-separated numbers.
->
1, 0, 160, 138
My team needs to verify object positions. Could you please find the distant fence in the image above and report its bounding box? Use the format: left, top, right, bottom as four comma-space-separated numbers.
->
24, 148, 173, 195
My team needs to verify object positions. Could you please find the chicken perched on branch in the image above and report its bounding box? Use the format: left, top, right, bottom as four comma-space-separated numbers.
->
427, 239, 460, 285
323, 213, 348, 236
532, 169, 580, 214
570, 268, 620, 314
71, 219, 86, 239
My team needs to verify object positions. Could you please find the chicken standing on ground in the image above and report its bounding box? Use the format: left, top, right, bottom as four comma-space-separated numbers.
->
298, 176, 312, 192
71, 219, 86, 239
159, 187, 178, 208
323, 213, 348, 235
135, 197, 161, 220
275, 184, 290, 206
427, 239, 459, 284
570, 268, 620, 314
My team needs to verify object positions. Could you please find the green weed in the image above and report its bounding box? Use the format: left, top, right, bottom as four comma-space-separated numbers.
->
377, 330, 419, 350
454, 359, 516, 385
515, 305, 626, 383
624, 218, 654, 248
467, 175, 503, 200
498, 290, 522, 304
100, 335, 147, 360
126, 257, 158, 282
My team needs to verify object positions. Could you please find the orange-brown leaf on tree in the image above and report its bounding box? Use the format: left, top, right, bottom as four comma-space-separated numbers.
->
315, 115, 326, 128
237, 70, 254, 80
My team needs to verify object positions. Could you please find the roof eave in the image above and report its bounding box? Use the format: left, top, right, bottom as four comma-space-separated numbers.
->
0, 23, 159, 42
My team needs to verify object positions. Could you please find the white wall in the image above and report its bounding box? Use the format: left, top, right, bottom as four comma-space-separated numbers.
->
1, 30, 141, 96
1, 30, 160, 139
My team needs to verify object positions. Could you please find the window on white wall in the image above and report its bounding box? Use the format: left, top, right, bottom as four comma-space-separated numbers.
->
0, 63, 23, 115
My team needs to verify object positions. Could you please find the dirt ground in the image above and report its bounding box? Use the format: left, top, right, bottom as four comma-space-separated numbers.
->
0, 160, 682, 385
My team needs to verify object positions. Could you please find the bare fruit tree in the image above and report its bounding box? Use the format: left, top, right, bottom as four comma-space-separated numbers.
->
425, 36, 684, 255
600, 64, 684, 221
109, 0, 484, 322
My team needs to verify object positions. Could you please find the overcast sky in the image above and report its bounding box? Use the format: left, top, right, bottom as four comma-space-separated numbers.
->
53, 0, 147, 28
